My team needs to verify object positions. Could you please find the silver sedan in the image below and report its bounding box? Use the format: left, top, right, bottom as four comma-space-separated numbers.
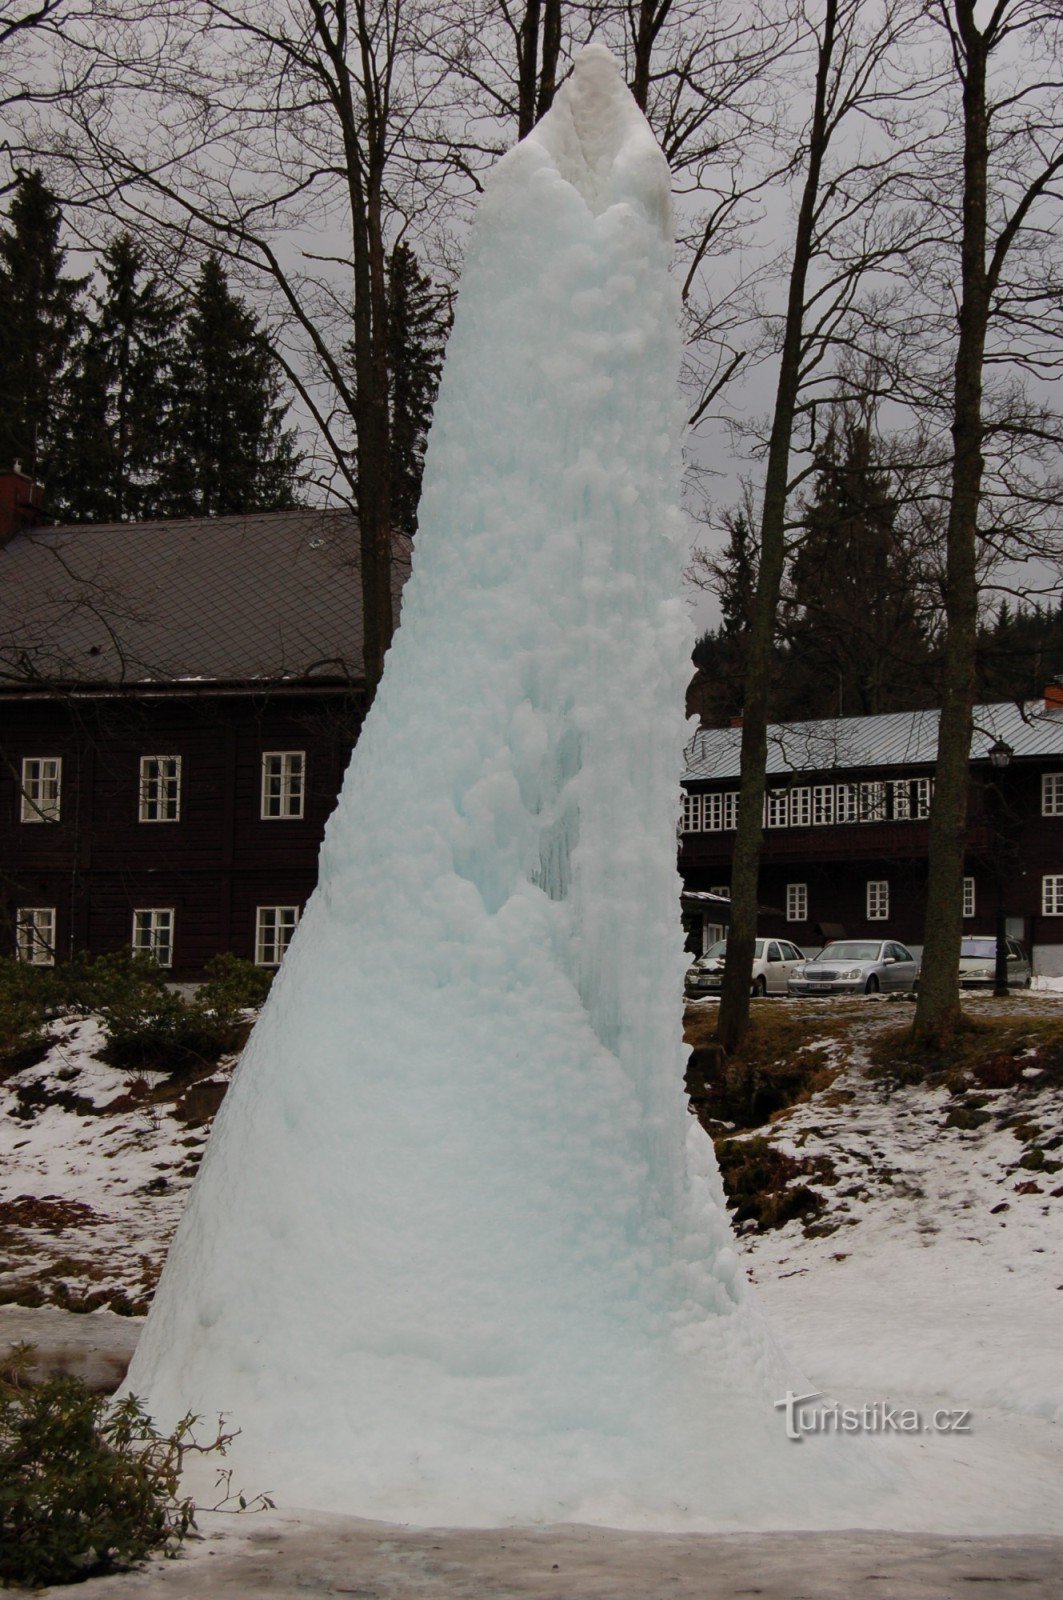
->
788, 939, 920, 997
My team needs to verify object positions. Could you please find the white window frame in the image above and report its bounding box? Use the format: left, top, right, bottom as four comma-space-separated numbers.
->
709, 885, 730, 899
20, 756, 62, 823
812, 784, 835, 826
764, 789, 789, 828
132, 907, 175, 967
867, 879, 890, 921
1043, 875, 1063, 916
962, 876, 976, 918
858, 781, 886, 822
16, 906, 56, 965
786, 882, 808, 922
890, 778, 912, 821
138, 755, 182, 823
681, 790, 703, 833
723, 790, 739, 830
261, 751, 305, 820
789, 788, 812, 827
836, 783, 859, 823
1042, 773, 1063, 816
255, 904, 301, 967
911, 777, 933, 818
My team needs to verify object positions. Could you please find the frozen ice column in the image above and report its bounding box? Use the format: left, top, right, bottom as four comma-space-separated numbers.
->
123, 44, 888, 1530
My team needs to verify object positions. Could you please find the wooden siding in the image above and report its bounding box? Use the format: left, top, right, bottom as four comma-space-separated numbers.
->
0, 690, 363, 976
681, 758, 1063, 952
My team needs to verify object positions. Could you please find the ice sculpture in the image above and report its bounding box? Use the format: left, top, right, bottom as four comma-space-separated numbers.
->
125, 45, 884, 1528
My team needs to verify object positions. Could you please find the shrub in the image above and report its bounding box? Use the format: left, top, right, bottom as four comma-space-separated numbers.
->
0, 1353, 211, 1588
0, 949, 266, 1080
195, 953, 273, 1020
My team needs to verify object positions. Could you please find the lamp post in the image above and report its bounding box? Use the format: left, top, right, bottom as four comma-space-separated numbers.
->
988, 738, 1013, 997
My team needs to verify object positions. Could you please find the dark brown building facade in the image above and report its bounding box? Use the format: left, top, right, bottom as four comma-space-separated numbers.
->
681, 696, 1063, 976
0, 497, 402, 977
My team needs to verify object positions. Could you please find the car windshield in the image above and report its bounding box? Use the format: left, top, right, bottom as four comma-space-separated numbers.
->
812, 942, 881, 962
703, 939, 764, 959
960, 939, 997, 958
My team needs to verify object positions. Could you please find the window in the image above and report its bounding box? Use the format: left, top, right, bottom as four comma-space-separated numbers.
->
132, 908, 174, 967
681, 791, 703, 832
703, 791, 739, 831
890, 779, 912, 821
836, 784, 859, 823
767, 942, 782, 963
256, 905, 300, 966
139, 755, 182, 822
765, 790, 789, 828
1043, 876, 1063, 916
889, 776, 933, 820
812, 785, 835, 826
963, 876, 976, 918
789, 788, 812, 827
858, 781, 886, 822
261, 751, 305, 819
1043, 773, 1063, 816
867, 879, 890, 920
16, 907, 56, 965
20, 757, 61, 823
709, 885, 730, 899
786, 882, 808, 922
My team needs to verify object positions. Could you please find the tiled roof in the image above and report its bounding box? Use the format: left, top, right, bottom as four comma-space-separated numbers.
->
0, 509, 409, 688
684, 701, 1063, 783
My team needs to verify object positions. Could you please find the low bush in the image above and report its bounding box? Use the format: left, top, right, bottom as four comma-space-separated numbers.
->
0, 1351, 216, 1588
195, 952, 274, 1020
0, 950, 268, 1079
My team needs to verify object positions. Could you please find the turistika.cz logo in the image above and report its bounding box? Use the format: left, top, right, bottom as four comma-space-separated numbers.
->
775, 1391, 972, 1442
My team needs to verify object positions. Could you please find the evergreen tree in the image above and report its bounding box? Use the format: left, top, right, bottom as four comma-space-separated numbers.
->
978, 600, 1063, 702
163, 256, 302, 516
386, 242, 448, 537
780, 417, 934, 718
0, 172, 84, 481
688, 507, 764, 725
52, 235, 177, 522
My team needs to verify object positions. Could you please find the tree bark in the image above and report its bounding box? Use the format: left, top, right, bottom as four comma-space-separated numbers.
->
716, 0, 837, 1055
911, 0, 989, 1047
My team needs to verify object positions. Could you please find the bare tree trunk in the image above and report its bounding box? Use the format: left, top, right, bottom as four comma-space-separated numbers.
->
911, 6, 991, 1047
536, 0, 562, 121
716, 0, 838, 1054
629, 0, 671, 112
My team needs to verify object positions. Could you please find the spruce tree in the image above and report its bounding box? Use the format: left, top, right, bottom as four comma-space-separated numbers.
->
52, 235, 176, 522
0, 172, 83, 481
163, 256, 301, 516
781, 418, 933, 718
386, 242, 448, 537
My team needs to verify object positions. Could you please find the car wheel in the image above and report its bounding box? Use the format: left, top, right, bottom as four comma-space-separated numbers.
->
751, 975, 767, 998
865, 974, 879, 995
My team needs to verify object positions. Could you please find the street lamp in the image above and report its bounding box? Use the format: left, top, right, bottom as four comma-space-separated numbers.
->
987, 739, 1013, 997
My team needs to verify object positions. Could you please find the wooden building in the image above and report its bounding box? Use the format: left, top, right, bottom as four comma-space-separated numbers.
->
681, 695, 1063, 976
0, 480, 407, 977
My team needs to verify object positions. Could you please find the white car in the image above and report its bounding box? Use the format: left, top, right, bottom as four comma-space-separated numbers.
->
685, 937, 806, 998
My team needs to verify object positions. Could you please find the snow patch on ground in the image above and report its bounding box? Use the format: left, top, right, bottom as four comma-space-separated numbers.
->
0, 1017, 234, 1314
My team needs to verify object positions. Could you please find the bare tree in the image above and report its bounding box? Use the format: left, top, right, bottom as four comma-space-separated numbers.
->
48, 0, 461, 703
713, 0, 933, 1052
910, 0, 1063, 1047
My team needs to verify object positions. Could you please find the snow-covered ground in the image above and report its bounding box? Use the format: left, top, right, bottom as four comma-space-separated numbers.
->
2, 991, 1061, 1537
0, 1016, 235, 1315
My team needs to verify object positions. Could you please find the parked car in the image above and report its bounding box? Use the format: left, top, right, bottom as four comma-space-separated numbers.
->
788, 939, 919, 997
958, 936, 1032, 989
686, 937, 806, 998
